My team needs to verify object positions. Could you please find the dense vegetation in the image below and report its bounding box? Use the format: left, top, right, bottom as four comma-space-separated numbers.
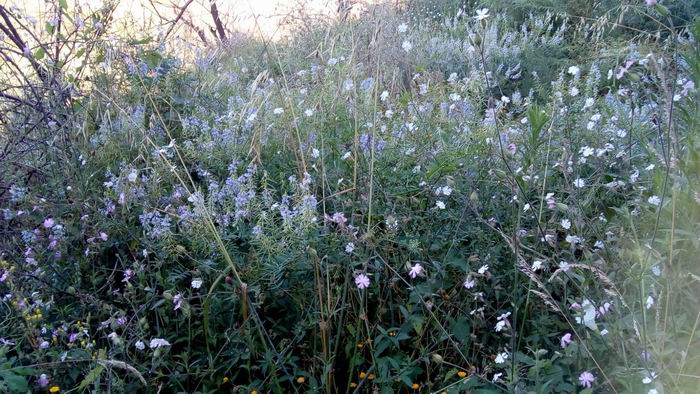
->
1, 1, 699, 392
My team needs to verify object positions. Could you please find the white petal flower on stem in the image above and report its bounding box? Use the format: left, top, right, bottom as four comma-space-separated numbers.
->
474, 8, 490, 21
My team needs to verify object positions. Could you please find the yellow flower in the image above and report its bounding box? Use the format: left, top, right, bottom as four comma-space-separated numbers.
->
350, 382, 358, 388
359, 372, 367, 379
296, 376, 306, 384
222, 376, 229, 383
457, 371, 467, 378
251, 391, 258, 394
412, 383, 419, 390
368, 373, 375, 380
49, 386, 60, 393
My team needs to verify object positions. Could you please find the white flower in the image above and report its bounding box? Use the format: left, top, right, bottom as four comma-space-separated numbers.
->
501, 95, 510, 104
474, 8, 490, 21
495, 352, 508, 364
568, 66, 581, 76
380, 90, 389, 101
648, 390, 658, 394
135, 340, 145, 350
561, 218, 571, 230
531, 260, 544, 271
600, 329, 609, 335
191, 278, 203, 289
327, 58, 338, 66
648, 195, 661, 206
573, 178, 585, 188
408, 263, 424, 279
570, 87, 580, 97
492, 372, 503, 382
341, 152, 352, 160
149, 338, 171, 348
127, 170, 138, 182
304, 109, 314, 117
311, 148, 320, 159
478, 264, 489, 274
345, 242, 355, 254
273, 107, 284, 115
495, 320, 507, 332
566, 234, 581, 244
401, 40, 413, 52
397, 23, 408, 33
584, 97, 595, 109
435, 201, 446, 210
559, 261, 570, 271
645, 295, 654, 309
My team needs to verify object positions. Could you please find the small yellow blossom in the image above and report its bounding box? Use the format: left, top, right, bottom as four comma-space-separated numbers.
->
296, 376, 305, 384
49, 386, 60, 393
457, 371, 467, 378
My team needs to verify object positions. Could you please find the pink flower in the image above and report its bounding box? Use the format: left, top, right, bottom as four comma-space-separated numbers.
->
645, 0, 657, 6
579, 371, 595, 388
99, 232, 109, 241
560, 333, 573, 348
355, 273, 370, 289
408, 263, 423, 279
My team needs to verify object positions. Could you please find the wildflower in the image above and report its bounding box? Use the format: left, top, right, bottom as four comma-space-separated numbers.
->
122, 269, 134, 284
380, 90, 389, 101
474, 8, 489, 21
49, 386, 60, 393
435, 201, 446, 210
495, 352, 508, 364
304, 109, 314, 117
560, 218, 571, 230
411, 383, 420, 390
296, 376, 305, 384
40, 340, 50, 349
457, 371, 467, 378
38, 374, 49, 388
559, 261, 570, 271
648, 195, 661, 206
135, 340, 145, 350
345, 242, 355, 254
531, 260, 544, 271
342, 152, 352, 160
273, 107, 284, 115
191, 278, 203, 289
401, 40, 413, 52
43, 218, 55, 228
578, 371, 595, 388
493, 372, 503, 382
477, 264, 489, 275
646, 0, 657, 6
327, 58, 338, 66
645, 295, 654, 309
573, 178, 585, 188
173, 294, 183, 311
560, 333, 573, 348
128, 170, 138, 182
495, 320, 507, 332
463, 276, 476, 289
409, 263, 423, 279
397, 23, 408, 33
311, 148, 320, 159
568, 66, 581, 76
149, 338, 171, 348
355, 273, 370, 289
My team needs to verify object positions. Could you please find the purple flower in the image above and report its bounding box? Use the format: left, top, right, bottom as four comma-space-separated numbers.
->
579, 371, 595, 388
0, 269, 8, 283
173, 294, 183, 310
355, 273, 370, 289
560, 333, 573, 348
69, 333, 79, 343
43, 218, 55, 229
38, 374, 49, 388
645, 0, 657, 6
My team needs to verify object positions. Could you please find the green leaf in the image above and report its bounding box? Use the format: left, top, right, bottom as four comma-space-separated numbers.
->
78, 365, 105, 391
34, 47, 45, 61
0, 371, 29, 392
59, 0, 68, 9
